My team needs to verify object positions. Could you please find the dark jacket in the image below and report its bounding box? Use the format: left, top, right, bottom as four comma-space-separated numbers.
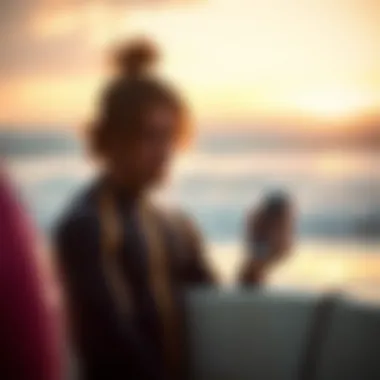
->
54, 182, 214, 380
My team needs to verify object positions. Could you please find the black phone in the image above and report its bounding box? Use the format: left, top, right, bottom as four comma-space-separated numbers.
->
250, 191, 291, 260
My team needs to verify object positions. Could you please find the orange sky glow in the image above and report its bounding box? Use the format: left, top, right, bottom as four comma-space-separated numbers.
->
0, 0, 378, 130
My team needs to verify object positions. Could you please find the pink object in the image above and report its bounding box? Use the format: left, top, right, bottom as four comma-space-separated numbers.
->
0, 168, 63, 379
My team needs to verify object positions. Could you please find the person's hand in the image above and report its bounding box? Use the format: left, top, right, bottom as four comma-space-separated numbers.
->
240, 194, 295, 284
246, 202, 294, 266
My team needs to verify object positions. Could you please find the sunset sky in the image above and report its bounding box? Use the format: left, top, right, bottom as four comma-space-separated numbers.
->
0, 0, 379, 129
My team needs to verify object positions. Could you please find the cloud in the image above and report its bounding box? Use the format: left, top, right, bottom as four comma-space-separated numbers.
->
0, 2, 111, 77
0, 0, 378, 125
0, 0, 201, 123
0, 0, 199, 77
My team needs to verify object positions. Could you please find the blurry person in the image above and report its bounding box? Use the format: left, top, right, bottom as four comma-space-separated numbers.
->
0, 167, 62, 380
241, 192, 294, 283
54, 39, 291, 380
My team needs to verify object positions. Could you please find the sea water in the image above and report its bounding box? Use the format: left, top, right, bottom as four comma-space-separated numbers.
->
4, 130, 380, 299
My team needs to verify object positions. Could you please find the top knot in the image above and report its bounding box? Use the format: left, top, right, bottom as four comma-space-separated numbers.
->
113, 38, 159, 78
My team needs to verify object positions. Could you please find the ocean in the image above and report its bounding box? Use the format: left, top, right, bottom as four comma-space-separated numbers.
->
3, 130, 380, 300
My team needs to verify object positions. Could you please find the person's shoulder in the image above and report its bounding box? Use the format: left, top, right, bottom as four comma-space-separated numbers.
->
155, 204, 201, 242
54, 182, 99, 244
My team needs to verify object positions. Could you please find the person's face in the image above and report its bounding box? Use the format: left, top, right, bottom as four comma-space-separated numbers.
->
108, 104, 178, 190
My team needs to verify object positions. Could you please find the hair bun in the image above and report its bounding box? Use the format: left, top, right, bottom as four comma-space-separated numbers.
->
114, 38, 159, 78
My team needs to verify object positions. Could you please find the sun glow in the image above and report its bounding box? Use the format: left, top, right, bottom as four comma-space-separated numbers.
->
292, 90, 378, 121
0, 0, 378, 126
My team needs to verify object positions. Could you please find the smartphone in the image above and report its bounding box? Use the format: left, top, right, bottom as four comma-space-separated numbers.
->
248, 191, 291, 260
252, 241, 271, 260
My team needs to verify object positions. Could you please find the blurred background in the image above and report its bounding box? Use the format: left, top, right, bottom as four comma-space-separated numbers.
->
1, 0, 379, 298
